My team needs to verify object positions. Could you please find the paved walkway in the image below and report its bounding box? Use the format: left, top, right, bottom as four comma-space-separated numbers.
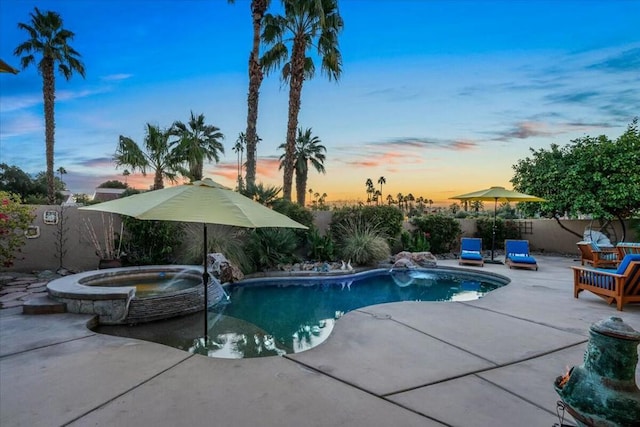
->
1, 256, 639, 427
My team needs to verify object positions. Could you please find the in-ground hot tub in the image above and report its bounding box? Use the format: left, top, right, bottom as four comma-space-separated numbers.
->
47, 265, 226, 325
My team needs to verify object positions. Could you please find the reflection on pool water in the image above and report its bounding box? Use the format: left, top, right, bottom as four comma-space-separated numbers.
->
96, 268, 507, 359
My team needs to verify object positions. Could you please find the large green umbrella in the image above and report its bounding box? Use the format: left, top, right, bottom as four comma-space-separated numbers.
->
80, 178, 308, 337
451, 186, 545, 262
0, 59, 18, 74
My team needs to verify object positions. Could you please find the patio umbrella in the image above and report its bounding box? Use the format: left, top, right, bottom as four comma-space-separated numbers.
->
451, 186, 545, 263
0, 59, 18, 74
80, 178, 308, 337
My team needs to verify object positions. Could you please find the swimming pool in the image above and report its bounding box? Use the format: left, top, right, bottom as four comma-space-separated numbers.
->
96, 268, 508, 359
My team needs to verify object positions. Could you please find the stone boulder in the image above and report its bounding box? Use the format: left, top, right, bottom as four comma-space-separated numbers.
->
207, 253, 244, 283
391, 251, 437, 268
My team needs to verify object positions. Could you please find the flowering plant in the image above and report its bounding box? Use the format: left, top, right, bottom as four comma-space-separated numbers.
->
0, 192, 35, 268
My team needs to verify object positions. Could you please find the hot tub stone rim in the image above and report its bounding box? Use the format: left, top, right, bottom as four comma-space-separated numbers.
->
47, 265, 204, 300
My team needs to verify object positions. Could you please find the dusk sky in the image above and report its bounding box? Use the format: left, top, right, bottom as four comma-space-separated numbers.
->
1, 0, 638, 205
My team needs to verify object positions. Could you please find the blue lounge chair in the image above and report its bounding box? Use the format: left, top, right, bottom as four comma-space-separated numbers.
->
505, 240, 538, 271
459, 237, 484, 267
572, 254, 640, 311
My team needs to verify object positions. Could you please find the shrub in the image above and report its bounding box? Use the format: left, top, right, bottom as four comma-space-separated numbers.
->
180, 223, 252, 273
245, 228, 299, 271
400, 229, 431, 252
333, 218, 390, 266
330, 205, 403, 244
475, 218, 521, 249
0, 192, 35, 268
306, 228, 335, 261
271, 198, 313, 244
121, 218, 184, 265
410, 214, 461, 254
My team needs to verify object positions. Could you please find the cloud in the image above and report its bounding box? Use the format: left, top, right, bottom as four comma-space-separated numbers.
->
0, 93, 43, 113
493, 122, 552, 141
0, 112, 42, 137
255, 158, 281, 178
372, 137, 479, 151
79, 157, 116, 169
362, 86, 422, 102
589, 47, 640, 72
492, 121, 614, 142
342, 151, 423, 168
545, 91, 600, 104
101, 73, 133, 81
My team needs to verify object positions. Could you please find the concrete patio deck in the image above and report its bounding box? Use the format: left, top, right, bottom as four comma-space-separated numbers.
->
1, 256, 639, 427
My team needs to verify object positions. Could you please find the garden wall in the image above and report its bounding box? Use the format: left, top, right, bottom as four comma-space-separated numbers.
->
5, 206, 637, 273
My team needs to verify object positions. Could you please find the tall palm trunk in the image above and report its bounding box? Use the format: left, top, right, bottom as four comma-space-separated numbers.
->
283, 39, 306, 201
43, 57, 56, 204
245, 0, 267, 189
153, 170, 164, 190
192, 159, 203, 181
296, 165, 308, 206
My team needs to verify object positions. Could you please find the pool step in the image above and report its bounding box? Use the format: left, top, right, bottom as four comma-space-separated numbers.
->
22, 296, 66, 315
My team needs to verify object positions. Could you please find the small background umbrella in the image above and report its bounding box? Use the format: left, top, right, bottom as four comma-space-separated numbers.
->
80, 178, 308, 337
451, 186, 545, 263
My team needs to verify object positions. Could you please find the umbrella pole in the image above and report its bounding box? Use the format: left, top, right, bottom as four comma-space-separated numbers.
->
203, 223, 208, 341
491, 198, 497, 261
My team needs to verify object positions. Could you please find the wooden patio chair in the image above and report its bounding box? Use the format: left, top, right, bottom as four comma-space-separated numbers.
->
576, 241, 619, 269
616, 242, 640, 259
572, 254, 640, 311
458, 237, 484, 267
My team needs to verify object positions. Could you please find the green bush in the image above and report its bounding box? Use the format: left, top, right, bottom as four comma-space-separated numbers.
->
180, 224, 252, 273
245, 228, 299, 271
475, 218, 521, 249
306, 228, 335, 261
333, 218, 390, 266
121, 218, 184, 265
271, 198, 313, 244
410, 214, 461, 254
400, 229, 431, 252
0, 192, 35, 268
330, 205, 403, 244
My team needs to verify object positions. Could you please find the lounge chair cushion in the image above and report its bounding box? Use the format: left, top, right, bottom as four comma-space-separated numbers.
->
507, 254, 537, 265
616, 254, 640, 274
461, 250, 482, 260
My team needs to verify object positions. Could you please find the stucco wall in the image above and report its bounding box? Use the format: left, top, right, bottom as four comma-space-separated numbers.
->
8, 205, 123, 273
5, 206, 637, 273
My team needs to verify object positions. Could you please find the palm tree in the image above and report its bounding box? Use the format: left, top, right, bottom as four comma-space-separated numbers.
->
14, 7, 85, 204
228, 0, 271, 190
261, 0, 343, 200
397, 193, 404, 213
365, 178, 374, 204
406, 193, 415, 213
377, 176, 386, 200
170, 111, 224, 182
373, 189, 382, 206
386, 194, 394, 206
278, 127, 326, 206
122, 169, 130, 185
471, 200, 484, 213
114, 124, 184, 190
233, 132, 246, 190
56, 166, 67, 189
244, 182, 282, 207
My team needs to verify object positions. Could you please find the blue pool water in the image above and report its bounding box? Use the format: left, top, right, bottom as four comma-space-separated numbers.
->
96, 268, 507, 359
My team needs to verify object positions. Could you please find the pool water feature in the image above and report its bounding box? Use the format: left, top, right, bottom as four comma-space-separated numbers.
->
98, 275, 200, 298
96, 268, 508, 359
